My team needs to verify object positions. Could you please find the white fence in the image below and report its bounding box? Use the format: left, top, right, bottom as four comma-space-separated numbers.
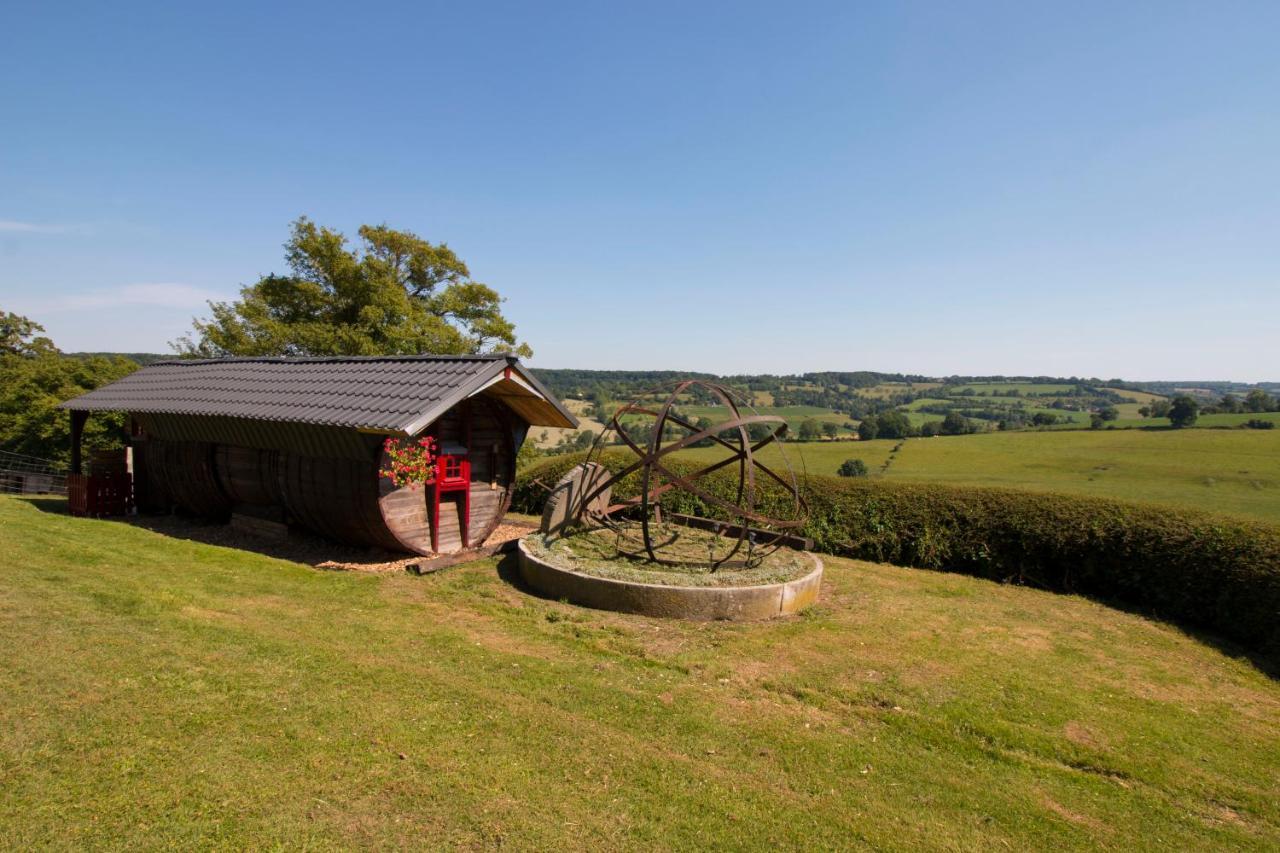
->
0, 449, 67, 496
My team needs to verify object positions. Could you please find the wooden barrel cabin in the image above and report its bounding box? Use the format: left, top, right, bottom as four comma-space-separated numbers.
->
60, 355, 576, 555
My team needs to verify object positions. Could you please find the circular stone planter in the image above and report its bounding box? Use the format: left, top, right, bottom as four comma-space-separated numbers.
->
516, 537, 823, 621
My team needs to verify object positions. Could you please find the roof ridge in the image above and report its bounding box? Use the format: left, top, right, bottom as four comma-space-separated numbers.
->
149, 353, 515, 366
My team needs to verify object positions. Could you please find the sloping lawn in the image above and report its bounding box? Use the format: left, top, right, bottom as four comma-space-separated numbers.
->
1, 496, 1277, 849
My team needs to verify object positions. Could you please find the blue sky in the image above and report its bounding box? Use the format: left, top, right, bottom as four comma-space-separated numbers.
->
2, 1, 1277, 380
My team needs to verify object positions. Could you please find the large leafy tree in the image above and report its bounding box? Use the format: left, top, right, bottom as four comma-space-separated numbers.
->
1244, 389, 1277, 413
0, 311, 137, 463
1, 311, 56, 356
1167, 395, 1200, 429
177, 218, 532, 358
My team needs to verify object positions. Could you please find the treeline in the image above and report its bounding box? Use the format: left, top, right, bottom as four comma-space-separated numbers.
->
941, 374, 1131, 387
528, 369, 719, 400
1, 312, 137, 463
1138, 380, 1280, 398
68, 352, 171, 366
532, 368, 926, 402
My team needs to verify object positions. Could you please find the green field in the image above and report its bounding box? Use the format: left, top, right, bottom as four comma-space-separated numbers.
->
854, 382, 943, 399
2, 496, 1277, 849
1102, 387, 1166, 405
677, 404, 855, 433
947, 382, 1078, 395
1107, 411, 1280, 430
681, 429, 1280, 524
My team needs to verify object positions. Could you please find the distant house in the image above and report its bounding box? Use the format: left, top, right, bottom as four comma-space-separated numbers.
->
60, 355, 575, 555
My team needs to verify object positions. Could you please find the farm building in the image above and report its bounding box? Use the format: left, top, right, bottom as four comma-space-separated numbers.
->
59, 355, 576, 555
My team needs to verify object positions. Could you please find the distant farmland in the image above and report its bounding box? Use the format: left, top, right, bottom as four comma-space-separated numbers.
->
677, 428, 1280, 525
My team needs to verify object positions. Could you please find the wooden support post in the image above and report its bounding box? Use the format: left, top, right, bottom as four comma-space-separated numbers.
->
70, 410, 88, 475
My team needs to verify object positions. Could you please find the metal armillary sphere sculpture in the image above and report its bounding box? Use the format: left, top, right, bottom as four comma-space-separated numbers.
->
563, 380, 808, 570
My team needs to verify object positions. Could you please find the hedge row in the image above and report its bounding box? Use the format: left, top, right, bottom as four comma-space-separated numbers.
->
515, 451, 1280, 655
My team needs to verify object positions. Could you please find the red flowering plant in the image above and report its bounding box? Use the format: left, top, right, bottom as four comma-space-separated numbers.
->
380, 435, 438, 489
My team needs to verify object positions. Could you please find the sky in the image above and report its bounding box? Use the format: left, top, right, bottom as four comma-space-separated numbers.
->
2, 1, 1277, 381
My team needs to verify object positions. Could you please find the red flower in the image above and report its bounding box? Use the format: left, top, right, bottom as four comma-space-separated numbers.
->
379, 436, 438, 488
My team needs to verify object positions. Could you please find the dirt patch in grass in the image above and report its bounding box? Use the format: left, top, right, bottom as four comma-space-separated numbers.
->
1040, 794, 1108, 832
1062, 721, 1106, 750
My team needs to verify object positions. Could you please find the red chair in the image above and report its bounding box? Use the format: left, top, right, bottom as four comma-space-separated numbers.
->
429, 448, 471, 552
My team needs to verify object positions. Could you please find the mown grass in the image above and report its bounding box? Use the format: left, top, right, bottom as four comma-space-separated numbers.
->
681, 429, 1280, 524
1, 496, 1277, 850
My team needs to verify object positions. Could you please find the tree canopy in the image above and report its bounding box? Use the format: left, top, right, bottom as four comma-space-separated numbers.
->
837, 458, 868, 477
177, 218, 532, 358
1244, 389, 1277, 413
1, 311, 56, 357
797, 418, 823, 441
0, 311, 137, 463
1168, 395, 1200, 429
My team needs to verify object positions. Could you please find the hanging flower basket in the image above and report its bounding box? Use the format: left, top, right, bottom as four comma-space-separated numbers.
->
380, 436, 438, 489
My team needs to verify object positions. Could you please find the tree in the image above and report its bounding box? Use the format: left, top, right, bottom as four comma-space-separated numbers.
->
1168, 395, 1199, 429
920, 420, 943, 437
940, 411, 970, 436
873, 410, 915, 439
1148, 399, 1171, 418
0, 311, 56, 356
857, 419, 878, 441
1099, 406, 1119, 421
0, 311, 137, 462
177, 217, 531, 358
690, 416, 715, 447
1245, 389, 1276, 413
1090, 413, 1105, 429
797, 418, 822, 441
837, 458, 868, 477
820, 421, 840, 439
1218, 394, 1243, 414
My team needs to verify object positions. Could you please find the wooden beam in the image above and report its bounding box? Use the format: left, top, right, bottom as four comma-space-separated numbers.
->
70, 410, 88, 475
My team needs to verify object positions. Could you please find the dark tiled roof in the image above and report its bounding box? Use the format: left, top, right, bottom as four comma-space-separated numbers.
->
60, 354, 575, 433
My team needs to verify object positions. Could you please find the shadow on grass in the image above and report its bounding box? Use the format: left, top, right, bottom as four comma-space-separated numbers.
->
906, 559, 1280, 680
16, 494, 1276, 678
1096, 590, 1279, 680
16, 496, 70, 515
16, 495, 412, 569
494, 548, 565, 604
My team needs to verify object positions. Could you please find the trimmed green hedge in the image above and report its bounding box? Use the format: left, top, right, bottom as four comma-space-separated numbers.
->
516, 451, 1280, 655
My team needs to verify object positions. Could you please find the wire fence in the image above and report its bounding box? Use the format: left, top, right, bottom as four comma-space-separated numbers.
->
0, 449, 68, 496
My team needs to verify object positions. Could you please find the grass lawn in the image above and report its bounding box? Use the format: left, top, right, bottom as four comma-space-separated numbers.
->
1, 496, 1277, 849
683, 429, 1280, 524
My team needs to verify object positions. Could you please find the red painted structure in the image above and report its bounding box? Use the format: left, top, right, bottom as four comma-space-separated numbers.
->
67, 472, 133, 517
429, 401, 473, 551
